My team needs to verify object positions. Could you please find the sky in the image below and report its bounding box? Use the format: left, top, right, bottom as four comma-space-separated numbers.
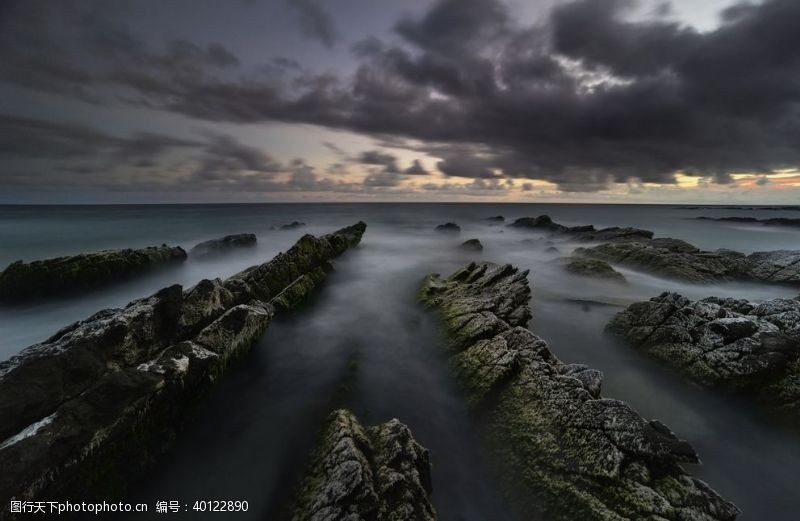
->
1, 0, 799, 204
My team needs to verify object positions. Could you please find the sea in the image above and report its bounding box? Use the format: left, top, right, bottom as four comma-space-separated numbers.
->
1, 203, 799, 520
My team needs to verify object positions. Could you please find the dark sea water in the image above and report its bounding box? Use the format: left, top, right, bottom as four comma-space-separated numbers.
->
1, 203, 799, 520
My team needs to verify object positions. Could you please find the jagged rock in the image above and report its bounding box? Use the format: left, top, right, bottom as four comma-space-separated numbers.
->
277, 221, 306, 230
292, 409, 435, 521
460, 239, 483, 251
486, 215, 505, 223
697, 216, 800, 227
746, 250, 800, 284
607, 292, 800, 425
189, 233, 256, 257
419, 262, 738, 520
510, 215, 653, 242
559, 257, 626, 282
0, 245, 187, 303
434, 222, 460, 233
0, 222, 366, 507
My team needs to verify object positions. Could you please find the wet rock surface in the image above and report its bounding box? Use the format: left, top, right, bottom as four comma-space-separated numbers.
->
607, 292, 800, 426
419, 262, 739, 521
0, 245, 187, 303
434, 222, 460, 233
460, 239, 483, 251
0, 222, 366, 508
189, 233, 256, 257
559, 257, 626, 282
292, 409, 436, 521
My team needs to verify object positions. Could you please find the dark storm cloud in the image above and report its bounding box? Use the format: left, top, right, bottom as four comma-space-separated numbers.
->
403, 159, 429, 176
357, 150, 399, 173
3, 0, 800, 193
284, 0, 338, 48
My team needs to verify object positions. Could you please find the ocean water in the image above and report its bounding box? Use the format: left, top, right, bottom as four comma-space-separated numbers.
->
1, 203, 799, 520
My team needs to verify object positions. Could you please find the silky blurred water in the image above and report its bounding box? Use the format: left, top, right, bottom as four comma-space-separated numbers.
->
1, 203, 799, 520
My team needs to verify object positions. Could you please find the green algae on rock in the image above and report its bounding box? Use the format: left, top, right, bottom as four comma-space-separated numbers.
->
419, 261, 739, 521
607, 292, 800, 427
0, 222, 366, 509
292, 409, 435, 521
0, 244, 187, 303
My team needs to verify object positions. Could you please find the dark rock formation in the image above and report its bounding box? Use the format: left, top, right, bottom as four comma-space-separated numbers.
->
419, 262, 738, 521
189, 233, 256, 257
0, 222, 366, 508
0, 245, 187, 303
486, 215, 505, 223
276, 221, 306, 230
560, 257, 626, 282
510, 215, 653, 242
607, 292, 800, 425
434, 222, 460, 233
292, 409, 435, 521
460, 239, 483, 251
697, 216, 800, 227
577, 240, 800, 285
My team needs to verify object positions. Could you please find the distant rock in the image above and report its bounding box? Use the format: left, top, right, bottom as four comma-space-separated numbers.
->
434, 222, 461, 233
510, 215, 653, 242
0, 222, 367, 505
697, 216, 800, 227
545, 246, 560, 254
419, 262, 738, 521
292, 409, 436, 521
608, 292, 800, 426
577, 239, 800, 285
190, 233, 256, 257
486, 215, 505, 223
276, 221, 306, 230
460, 238, 483, 251
0, 245, 187, 303
560, 257, 626, 282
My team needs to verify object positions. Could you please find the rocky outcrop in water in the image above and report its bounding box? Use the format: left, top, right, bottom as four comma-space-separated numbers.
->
697, 216, 800, 227
278, 221, 307, 230
460, 239, 483, 251
559, 257, 626, 282
486, 215, 505, 223
434, 222, 460, 233
189, 233, 256, 257
607, 292, 800, 426
292, 409, 435, 521
0, 245, 187, 303
510, 215, 653, 242
576, 240, 800, 285
419, 262, 738, 521
0, 222, 366, 509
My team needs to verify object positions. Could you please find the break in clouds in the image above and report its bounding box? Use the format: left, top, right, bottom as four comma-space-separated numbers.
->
0, 0, 799, 200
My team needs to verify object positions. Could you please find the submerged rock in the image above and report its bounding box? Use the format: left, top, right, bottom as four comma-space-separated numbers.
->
697, 216, 800, 227
607, 292, 800, 425
0, 245, 187, 303
486, 215, 505, 223
189, 233, 256, 257
0, 222, 367, 506
510, 215, 653, 242
292, 409, 435, 521
419, 262, 738, 521
560, 257, 626, 282
434, 222, 461, 233
460, 238, 484, 251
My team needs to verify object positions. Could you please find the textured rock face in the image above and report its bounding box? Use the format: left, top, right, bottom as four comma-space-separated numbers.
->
560, 257, 626, 282
0, 222, 366, 506
420, 262, 738, 521
607, 292, 800, 425
510, 215, 653, 242
434, 222, 460, 233
460, 239, 484, 251
292, 409, 436, 521
0, 245, 187, 302
578, 241, 800, 285
189, 233, 256, 257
